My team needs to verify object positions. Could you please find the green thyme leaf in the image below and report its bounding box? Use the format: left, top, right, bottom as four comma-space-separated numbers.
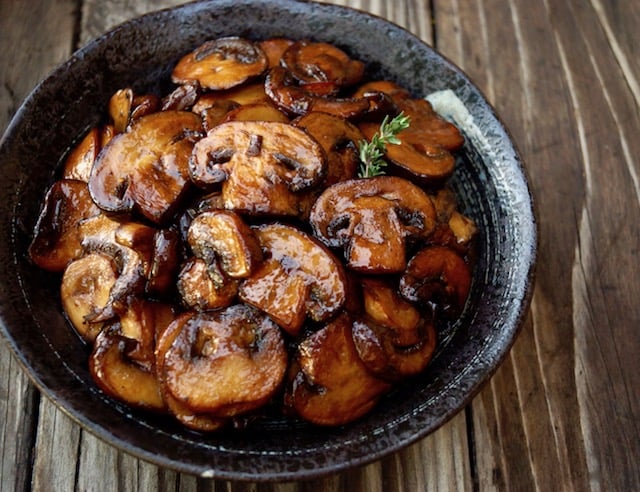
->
357, 112, 411, 178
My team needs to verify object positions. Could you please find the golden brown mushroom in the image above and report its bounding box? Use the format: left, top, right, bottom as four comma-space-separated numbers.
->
239, 223, 347, 336
189, 120, 326, 216
286, 313, 391, 426
172, 37, 268, 90
88, 110, 203, 224
158, 305, 287, 418
309, 176, 437, 273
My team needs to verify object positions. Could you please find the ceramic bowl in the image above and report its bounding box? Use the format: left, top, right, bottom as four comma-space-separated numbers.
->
0, 0, 536, 481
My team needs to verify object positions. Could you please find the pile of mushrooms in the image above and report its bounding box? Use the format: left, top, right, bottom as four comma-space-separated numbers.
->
29, 36, 477, 430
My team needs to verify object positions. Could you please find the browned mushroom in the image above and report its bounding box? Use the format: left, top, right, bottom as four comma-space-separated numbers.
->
309, 176, 437, 273
145, 228, 181, 296
158, 305, 287, 417
162, 82, 200, 111
187, 210, 262, 281
399, 245, 472, 317
172, 37, 268, 90
293, 111, 363, 185
60, 252, 117, 342
189, 120, 326, 217
352, 80, 411, 103
90, 319, 166, 412
88, 110, 203, 224
191, 82, 268, 114
259, 37, 294, 68
61, 127, 100, 182
222, 102, 290, 123
177, 257, 238, 311
265, 66, 370, 119
286, 313, 391, 426
281, 41, 364, 87
109, 88, 133, 133
351, 278, 437, 379
239, 223, 347, 336
28, 179, 102, 272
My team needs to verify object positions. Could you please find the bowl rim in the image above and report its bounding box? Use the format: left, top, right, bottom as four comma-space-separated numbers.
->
0, 0, 537, 481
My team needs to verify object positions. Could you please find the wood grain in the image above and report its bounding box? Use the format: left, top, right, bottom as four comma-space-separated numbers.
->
1, 0, 639, 490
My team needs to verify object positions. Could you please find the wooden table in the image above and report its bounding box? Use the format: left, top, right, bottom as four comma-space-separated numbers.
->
1, 0, 638, 490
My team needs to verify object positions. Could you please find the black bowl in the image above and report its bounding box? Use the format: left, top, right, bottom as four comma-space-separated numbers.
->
0, 0, 536, 481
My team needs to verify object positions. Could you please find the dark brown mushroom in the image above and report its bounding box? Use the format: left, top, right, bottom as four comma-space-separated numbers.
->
28, 179, 102, 272
222, 102, 290, 123
351, 278, 437, 380
293, 111, 363, 185
399, 245, 472, 317
309, 176, 437, 273
145, 228, 181, 296
88, 110, 203, 224
265, 66, 370, 119
239, 223, 347, 336
108, 88, 133, 133
259, 37, 294, 68
172, 37, 268, 90
286, 313, 391, 426
158, 305, 287, 418
189, 120, 326, 216
61, 127, 100, 182
281, 41, 364, 87
191, 82, 268, 114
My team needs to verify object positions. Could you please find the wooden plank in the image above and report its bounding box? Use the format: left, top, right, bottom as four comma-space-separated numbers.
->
0, 1, 77, 491
437, 0, 640, 490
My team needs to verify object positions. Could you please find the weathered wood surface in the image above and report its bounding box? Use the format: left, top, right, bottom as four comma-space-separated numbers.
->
1, 0, 638, 490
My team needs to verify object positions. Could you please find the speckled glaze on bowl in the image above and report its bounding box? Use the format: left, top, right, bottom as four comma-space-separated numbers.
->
0, 0, 536, 482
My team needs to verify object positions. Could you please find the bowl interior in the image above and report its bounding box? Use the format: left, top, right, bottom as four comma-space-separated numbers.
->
0, 0, 535, 481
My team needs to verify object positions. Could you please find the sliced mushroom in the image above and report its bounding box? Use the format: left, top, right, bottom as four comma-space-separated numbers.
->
158, 305, 287, 417
265, 66, 369, 119
200, 99, 240, 132
88, 110, 203, 224
399, 245, 472, 317
28, 179, 102, 272
239, 223, 347, 336
187, 210, 262, 280
172, 37, 268, 90
281, 41, 364, 87
109, 88, 133, 133
146, 228, 181, 296
351, 80, 411, 103
286, 313, 391, 426
61, 127, 100, 182
191, 82, 268, 114
60, 253, 117, 342
351, 278, 437, 379
177, 257, 238, 311
309, 176, 437, 273
293, 111, 363, 185
189, 120, 326, 216
155, 312, 228, 431
90, 322, 166, 412
162, 82, 200, 111
222, 102, 289, 123
259, 37, 294, 68
78, 214, 155, 321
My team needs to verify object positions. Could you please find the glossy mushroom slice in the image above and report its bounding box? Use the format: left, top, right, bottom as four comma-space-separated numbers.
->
399, 245, 472, 318
90, 322, 166, 412
281, 41, 365, 88
61, 127, 101, 182
293, 111, 363, 185
286, 313, 391, 426
88, 110, 203, 224
265, 66, 370, 119
172, 37, 268, 91
189, 120, 326, 216
158, 305, 287, 418
28, 179, 102, 272
239, 223, 347, 337
187, 210, 262, 281
351, 278, 438, 380
309, 176, 437, 273
222, 102, 290, 123
60, 252, 117, 343
191, 82, 268, 113
177, 257, 238, 311
259, 37, 294, 68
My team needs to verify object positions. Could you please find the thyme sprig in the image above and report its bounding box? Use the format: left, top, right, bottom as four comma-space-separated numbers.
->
357, 112, 411, 178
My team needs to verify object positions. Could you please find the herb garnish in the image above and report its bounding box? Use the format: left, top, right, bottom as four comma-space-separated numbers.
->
357, 112, 411, 178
